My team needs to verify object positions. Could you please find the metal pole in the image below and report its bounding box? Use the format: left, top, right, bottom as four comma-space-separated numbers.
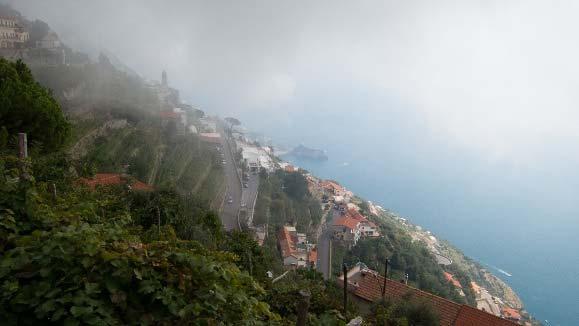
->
343, 263, 348, 313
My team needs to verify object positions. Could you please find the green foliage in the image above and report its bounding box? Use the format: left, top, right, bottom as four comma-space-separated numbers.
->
338, 217, 465, 303
266, 269, 354, 324
224, 117, 241, 126
0, 59, 71, 153
253, 170, 322, 233
0, 157, 279, 325
278, 170, 308, 200
368, 294, 439, 326
31, 61, 160, 114
223, 230, 277, 281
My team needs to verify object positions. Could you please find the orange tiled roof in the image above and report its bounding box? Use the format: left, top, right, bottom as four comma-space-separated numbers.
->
501, 307, 521, 320
80, 173, 153, 191
159, 111, 180, 119
348, 208, 366, 221
444, 272, 463, 288
455, 305, 518, 326
333, 216, 361, 230
278, 227, 296, 258
308, 248, 317, 265
340, 268, 518, 326
321, 180, 344, 192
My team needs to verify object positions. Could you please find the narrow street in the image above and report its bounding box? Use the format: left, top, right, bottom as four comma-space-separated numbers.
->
317, 208, 340, 279
240, 171, 259, 226
218, 123, 242, 230
317, 229, 332, 279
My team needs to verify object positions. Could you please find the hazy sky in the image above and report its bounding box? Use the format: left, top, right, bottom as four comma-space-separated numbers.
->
7, 0, 579, 166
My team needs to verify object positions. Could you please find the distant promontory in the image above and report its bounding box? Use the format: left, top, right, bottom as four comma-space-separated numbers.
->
287, 144, 328, 161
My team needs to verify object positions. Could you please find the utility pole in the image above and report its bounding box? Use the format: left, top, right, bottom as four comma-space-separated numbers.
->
296, 290, 310, 326
156, 206, 161, 238
18, 133, 30, 180
343, 263, 348, 314
382, 258, 389, 299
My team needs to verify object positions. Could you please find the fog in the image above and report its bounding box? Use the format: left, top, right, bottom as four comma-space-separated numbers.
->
6, 1, 579, 323
7, 0, 579, 166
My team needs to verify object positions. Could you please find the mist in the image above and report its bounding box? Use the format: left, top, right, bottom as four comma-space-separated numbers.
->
5, 1, 579, 323
6, 0, 579, 165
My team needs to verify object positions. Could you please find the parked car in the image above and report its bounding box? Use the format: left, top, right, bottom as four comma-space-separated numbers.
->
243, 183, 248, 188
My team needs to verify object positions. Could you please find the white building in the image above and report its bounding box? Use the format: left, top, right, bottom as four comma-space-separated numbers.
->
0, 17, 29, 49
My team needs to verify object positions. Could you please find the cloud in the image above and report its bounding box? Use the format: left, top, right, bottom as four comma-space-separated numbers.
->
7, 0, 579, 162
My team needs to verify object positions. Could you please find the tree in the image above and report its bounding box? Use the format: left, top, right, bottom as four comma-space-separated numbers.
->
224, 117, 241, 129
0, 58, 71, 153
369, 295, 439, 326
280, 170, 308, 200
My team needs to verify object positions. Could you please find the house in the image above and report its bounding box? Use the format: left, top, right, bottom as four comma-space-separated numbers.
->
321, 180, 345, 196
278, 225, 316, 269
359, 219, 380, 237
284, 164, 296, 172
80, 173, 153, 192
199, 132, 221, 144
338, 264, 519, 326
36, 31, 61, 49
332, 216, 362, 245
333, 207, 381, 245
501, 308, 522, 322
444, 272, 462, 288
0, 17, 29, 49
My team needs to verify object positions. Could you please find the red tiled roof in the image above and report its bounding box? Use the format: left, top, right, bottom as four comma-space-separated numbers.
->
199, 132, 222, 144
455, 305, 518, 326
278, 227, 296, 258
444, 272, 463, 288
348, 208, 366, 221
340, 268, 518, 326
321, 180, 344, 192
80, 173, 153, 191
333, 216, 361, 230
159, 111, 180, 119
308, 248, 317, 265
501, 307, 521, 321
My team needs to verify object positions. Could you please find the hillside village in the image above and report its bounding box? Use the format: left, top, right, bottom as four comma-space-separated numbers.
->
0, 4, 542, 326
225, 131, 534, 325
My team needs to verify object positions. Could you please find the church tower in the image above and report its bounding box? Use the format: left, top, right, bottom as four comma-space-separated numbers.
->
162, 70, 168, 87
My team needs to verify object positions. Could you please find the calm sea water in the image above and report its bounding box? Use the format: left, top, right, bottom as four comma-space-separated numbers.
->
245, 97, 579, 325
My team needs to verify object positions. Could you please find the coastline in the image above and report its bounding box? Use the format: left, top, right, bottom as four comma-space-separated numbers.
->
271, 148, 537, 324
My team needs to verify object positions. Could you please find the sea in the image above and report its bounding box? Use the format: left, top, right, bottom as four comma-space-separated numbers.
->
244, 98, 579, 326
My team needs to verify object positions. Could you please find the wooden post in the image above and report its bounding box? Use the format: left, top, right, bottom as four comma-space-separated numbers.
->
343, 263, 348, 314
18, 133, 27, 159
156, 206, 161, 238
51, 183, 57, 203
296, 290, 310, 326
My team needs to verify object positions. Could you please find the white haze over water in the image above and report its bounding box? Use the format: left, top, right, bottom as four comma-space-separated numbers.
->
10, 0, 579, 165
7, 1, 579, 324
